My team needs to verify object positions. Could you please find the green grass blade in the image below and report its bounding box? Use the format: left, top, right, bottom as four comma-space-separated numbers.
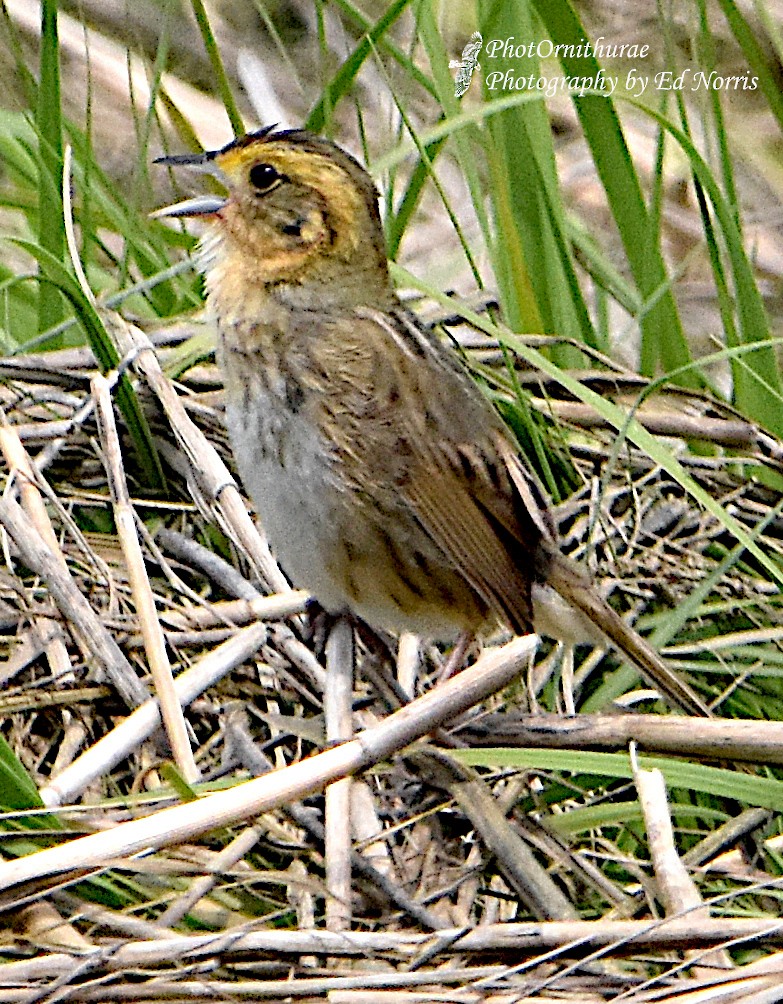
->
715, 0, 783, 135
480, 2, 592, 360
453, 748, 783, 811
0, 4, 37, 107
324, 0, 437, 103
386, 132, 449, 259
694, 0, 741, 229
626, 99, 783, 438
65, 126, 183, 317
130, 0, 174, 214
528, 0, 699, 386
411, 5, 491, 279
189, 0, 244, 136
0, 735, 44, 811
36, 0, 65, 340
10, 239, 165, 491
306, 0, 415, 133
671, 92, 740, 379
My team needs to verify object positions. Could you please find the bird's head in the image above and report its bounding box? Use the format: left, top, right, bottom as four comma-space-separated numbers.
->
154, 127, 394, 311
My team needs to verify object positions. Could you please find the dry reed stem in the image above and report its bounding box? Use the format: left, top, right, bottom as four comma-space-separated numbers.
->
631, 746, 733, 975
155, 526, 258, 602
0, 973, 548, 1003
541, 399, 783, 461
161, 593, 306, 630
93, 374, 199, 784
0, 635, 537, 892
411, 751, 577, 922
0, 422, 73, 682
14, 901, 91, 952
0, 426, 67, 558
350, 779, 395, 879
0, 686, 108, 715
157, 823, 263, 927
632, 749, 705, 919
683, 808, 772, 868
396, 631, 421, 699
458, 712, 783, 764
37, 610, 300, 806
55, 897, 182, 941
48, 714, 88, 778
328, 995, 545, 1004
324, 618, 356, 932
1, 916, 782, 977
226, 720, 444, 930
0, 494, 150, 709
101, 312, 290, 596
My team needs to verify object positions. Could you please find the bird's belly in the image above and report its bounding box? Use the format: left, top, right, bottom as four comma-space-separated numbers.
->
225, 388, 340, 601
225, 386, 485, 639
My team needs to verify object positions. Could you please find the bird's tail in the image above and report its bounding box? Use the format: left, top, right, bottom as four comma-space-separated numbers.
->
543, 550, 710, 717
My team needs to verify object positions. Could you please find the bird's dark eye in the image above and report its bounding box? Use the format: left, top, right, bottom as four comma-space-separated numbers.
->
249, 163, 282, 193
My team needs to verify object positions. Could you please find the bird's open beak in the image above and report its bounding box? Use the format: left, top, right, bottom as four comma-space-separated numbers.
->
152, 150, 227, 218
150, 194, 227, 219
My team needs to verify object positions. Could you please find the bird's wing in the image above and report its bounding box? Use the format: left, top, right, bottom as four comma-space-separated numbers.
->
312, 309, 708, 714
404, 439, 536, 630
331, 307, 560, 633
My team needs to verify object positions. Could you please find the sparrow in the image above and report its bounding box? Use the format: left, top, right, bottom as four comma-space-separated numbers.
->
154, 127, 708, 716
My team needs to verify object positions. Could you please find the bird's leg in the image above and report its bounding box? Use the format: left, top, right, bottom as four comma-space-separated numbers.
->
304, 597, 334, 657
438, 630, 475, 682
397, 632, 421, 699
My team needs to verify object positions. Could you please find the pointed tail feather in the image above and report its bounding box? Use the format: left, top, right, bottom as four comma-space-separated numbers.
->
543, 552, 710, 717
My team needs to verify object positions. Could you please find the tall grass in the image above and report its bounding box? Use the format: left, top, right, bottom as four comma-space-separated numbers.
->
35, 0, 65, 340
1, 0, 783, 832
4, 0, 781, 427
